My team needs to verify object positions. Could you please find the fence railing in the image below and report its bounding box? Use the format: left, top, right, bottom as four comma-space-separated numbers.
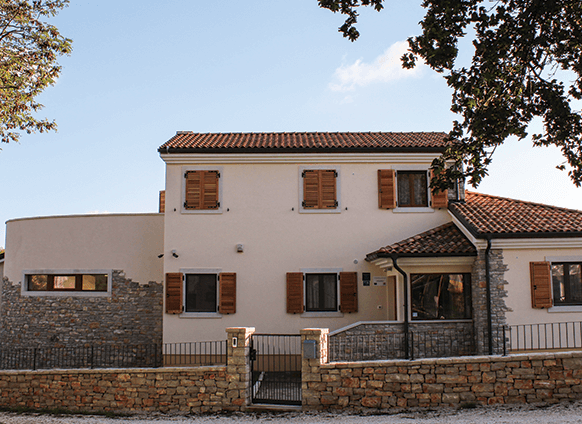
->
0, 340, 228, 371
329, 321, 582, 362
163, 340, 227, 367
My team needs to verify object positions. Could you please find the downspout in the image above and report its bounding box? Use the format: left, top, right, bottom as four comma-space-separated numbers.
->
391, 255, 410, 359
485, 238, 493, 355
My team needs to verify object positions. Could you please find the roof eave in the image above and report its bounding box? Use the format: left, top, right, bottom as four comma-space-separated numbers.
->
157, 147, 447, 154
366, 251, 477, 262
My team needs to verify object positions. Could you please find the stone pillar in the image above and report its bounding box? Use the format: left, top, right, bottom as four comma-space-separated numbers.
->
225, 327, 255, 410
301, 328, 329, 409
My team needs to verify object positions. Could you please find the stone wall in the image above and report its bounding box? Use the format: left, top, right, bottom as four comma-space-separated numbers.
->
303, 328, 582, 410
0, 270, 162, 348
0, 327, 253, 414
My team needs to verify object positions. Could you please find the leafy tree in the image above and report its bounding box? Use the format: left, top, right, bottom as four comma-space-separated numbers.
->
318, 0, 582, 189
0, 0, 72, 144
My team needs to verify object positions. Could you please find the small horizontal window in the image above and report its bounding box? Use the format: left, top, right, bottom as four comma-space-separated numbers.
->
27, 274, 108, 292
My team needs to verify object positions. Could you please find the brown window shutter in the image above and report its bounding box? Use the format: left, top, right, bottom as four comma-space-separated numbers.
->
302, 170, 320, 209
286, 272, 304, 313
320, 170, 338, 208
159, 190, 165, 213
339, 272, 358, 313
430, 170, 448, 209
165, 272, 183, 314
219, 272, 236, 314
378, 169, 396, 209
530, 262, 552, 308
185, 171, 219, 210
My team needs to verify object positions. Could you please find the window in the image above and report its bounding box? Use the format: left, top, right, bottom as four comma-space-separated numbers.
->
397, 171, 428, 207
300, 168, 340, 211
552, 262, 582, 305
183, 170, 220, 211
286, 271, 357, 314
165, 272, 236, 315
305, 273, 337, 312
27, 274, 108, 292
411, 273, 472, 320
185, 274, 217, 312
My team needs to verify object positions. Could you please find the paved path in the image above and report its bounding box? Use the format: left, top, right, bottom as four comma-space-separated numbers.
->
3, 402, 582, 424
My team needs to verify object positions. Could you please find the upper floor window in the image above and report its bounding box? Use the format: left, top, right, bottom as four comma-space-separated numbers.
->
397, 171, 428, 207
552, 262, 582, 305
27, 273, 108, 292
184, 170, 220, 211
300, 168, 339, 211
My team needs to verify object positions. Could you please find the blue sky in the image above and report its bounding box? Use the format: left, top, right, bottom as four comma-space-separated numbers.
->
1, 1, 581, 247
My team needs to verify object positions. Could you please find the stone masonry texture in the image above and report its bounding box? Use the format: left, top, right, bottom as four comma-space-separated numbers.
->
0, 270, 162, 348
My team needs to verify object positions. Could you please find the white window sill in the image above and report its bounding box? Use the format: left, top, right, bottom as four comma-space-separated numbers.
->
299, 208, 342, 214
180, 209, 223, 215
179, 313, 223, 319
301, 312, 344, 318
21, 291, 111, 298
548, 305, 582, 313
393, 207, 435, 213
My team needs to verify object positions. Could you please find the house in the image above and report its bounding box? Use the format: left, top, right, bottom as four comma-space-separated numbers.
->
1, 132, 581, 354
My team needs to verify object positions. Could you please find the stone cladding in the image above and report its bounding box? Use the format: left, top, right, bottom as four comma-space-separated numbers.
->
0, 270, 162, 348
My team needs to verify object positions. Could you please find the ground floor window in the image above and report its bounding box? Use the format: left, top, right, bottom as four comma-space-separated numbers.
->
411, 273, 472, 320
305, 273, 338, 312
185, 274, 217, 312
27, 274, 108, 292
552, 262, 582, 305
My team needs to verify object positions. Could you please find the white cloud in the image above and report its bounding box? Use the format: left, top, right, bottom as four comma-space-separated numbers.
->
329, 41, 424, 92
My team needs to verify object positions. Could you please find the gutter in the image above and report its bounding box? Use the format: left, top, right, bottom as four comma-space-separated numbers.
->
390, 254, 411, 360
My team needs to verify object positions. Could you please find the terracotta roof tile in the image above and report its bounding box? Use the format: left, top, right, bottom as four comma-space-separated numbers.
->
449, 191, 582, 238
158, 132, 449, 153
366, 222, 477, 261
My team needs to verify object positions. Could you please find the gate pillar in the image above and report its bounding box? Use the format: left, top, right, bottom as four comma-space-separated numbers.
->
300, 328, 329, 408
226, 327, 255, 409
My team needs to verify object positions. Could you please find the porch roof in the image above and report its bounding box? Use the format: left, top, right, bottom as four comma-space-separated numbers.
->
365, 222, 477, 261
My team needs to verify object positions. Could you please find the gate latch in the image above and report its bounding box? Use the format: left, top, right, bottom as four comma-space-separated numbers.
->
249, 347, 257, 361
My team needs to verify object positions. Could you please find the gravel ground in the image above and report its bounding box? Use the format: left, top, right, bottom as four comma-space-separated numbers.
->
3, 402, 582, 424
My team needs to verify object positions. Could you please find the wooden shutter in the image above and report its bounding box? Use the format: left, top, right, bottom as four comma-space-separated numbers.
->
159, 190, 165, 213
184, 171, 219, 209
302, 170, 337, 209
430, 170, 448, 209
286, 272, 304, 313
165, 272, 183, 314
378, 169, 396, 209
219, 272, 236, 314
530, 261, 552, 309
339, 272, 358, 313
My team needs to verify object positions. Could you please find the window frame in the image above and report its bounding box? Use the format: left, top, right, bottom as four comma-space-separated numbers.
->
179, 268, 223, 318
551, 262, 582, 306
397, 170, 429, 208
304, 273, 339, 312
298, 166, 341, 214
181, 166, 223, 214
410, 272, 472, 321
184, 273, 219, 313
22, 270, 112, 297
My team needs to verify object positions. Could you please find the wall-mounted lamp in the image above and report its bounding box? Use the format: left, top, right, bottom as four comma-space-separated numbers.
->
236, 244, 244, 253
157, 253, 164, 258
172, 250, 179, 258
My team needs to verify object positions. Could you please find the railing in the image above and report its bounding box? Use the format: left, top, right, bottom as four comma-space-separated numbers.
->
507, 321, 582, 352
329, 326, 476, 362
0, 344, 162, 371
163, 340, 227, 367
0, 340, 228, 371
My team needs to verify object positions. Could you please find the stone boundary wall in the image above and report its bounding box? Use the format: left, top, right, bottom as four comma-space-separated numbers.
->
0, 327, 253, 414
1, 271, 162, 347
302, 329, 582, 411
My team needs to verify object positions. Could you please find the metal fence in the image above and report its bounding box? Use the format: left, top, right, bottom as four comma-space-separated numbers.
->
329, 327, 476, 362
163, 340, 227, 367
0, 340, 228, 371
507, 321, 582, 352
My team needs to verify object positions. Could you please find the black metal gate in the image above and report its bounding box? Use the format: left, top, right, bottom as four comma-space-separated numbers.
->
250, 334, 301, 405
